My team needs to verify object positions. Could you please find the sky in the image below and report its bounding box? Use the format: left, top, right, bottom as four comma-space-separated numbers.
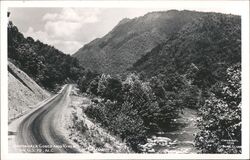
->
8, 5, 243, 55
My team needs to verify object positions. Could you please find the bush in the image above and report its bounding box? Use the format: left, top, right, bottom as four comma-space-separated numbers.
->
85, 103, 108, 126
84, 73, 183, 152
85, 100, 147, 152
195, 64, 241, 153
8, 22, 85, 91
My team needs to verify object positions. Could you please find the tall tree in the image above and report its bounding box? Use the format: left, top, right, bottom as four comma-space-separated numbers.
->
195, 64, 241, 153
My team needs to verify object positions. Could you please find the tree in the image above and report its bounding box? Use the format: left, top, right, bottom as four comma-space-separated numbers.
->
195, 63, 241, 153
181, 85, 200, 109
87, 77, 100, 95
97, 74, 111, 96
78, 70, 99, 92
104, 77, 123, 101
8, 22, 85, 91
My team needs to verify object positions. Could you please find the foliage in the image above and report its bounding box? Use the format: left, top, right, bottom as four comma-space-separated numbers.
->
70, 108, 130, 153
77, 70, 99, 93
79, 13, 242, 153
8, 22, 85, 91
148, 74, 183, 126
8, 10, 242, 154
180, 85, 201, 109
132, 13, 241, 90
98, 74, 123, 102
74, 10, 216, 74
82, 64, 242, 153
82, 73, 183, 152
195, 64, 241, 153
131, 12, 241, 127
85, 100, 147, 152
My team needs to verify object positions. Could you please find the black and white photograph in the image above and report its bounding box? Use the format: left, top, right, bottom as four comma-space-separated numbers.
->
1, 0, 249, 159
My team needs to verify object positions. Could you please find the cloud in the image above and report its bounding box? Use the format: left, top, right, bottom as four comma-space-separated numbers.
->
42, 8, 101, 40
23, 8, 164, 55
24, 26, 82, 54
76, 8, 100, 23
54, 40, 83, 54
43, 8, 81, 22
45, 20, 82, 38
42, 8, 100, 23
42, 13, 58, 21
24, 8, 102, 54
25, 27, 50, 43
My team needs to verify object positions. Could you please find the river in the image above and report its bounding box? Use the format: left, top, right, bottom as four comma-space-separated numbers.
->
155, 108, 199, 154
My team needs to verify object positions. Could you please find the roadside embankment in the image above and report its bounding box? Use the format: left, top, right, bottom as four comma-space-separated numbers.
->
8, 61, 50, 123
62, 87, 130, 153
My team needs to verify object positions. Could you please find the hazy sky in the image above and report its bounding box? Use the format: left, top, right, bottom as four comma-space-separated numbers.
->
8, 6, 242, 55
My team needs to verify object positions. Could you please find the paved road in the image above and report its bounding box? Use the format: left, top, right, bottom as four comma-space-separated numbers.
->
15, 84, 79, 153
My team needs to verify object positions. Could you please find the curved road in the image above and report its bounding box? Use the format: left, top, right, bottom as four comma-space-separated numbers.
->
14, 84, 79, 153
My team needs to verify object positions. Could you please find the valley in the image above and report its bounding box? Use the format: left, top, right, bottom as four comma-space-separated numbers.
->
7, 9, 242, 154
8, 83, 199, 153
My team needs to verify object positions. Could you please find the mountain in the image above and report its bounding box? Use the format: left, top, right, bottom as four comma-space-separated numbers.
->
8, 62, 50, 122
131, 12, 241, 89
8, 22, 85, 91
73, 10, 208, 74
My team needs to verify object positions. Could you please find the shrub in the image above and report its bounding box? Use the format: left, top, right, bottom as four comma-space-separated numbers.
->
85, 103, 108, 126
84, 73, 184, 152
195, 64, 241, 153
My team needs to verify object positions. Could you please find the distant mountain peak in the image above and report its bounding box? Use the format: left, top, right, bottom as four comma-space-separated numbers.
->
144, 9, 179, 16
73, 10, 240, 75
118, 18, 131, 25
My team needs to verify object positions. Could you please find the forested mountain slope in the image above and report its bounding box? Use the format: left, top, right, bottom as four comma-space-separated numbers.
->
74, 10, 208, 74
131, 12, 241, 89
8, 22, 85, 91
